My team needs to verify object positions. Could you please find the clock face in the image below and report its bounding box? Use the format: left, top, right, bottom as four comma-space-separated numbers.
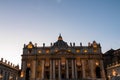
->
27, 44, 33, 49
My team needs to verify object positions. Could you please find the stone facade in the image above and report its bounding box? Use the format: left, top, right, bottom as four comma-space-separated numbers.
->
104, 49, 120, 80
21, 35, 106, 80
0, 58, 19, 80
107, 62, 120, 80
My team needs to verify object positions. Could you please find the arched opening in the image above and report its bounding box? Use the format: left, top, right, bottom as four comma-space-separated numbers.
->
25, 68, 31, 80
61, 70, 66, 79
95, 66, 101, 78
77, 65, 82, 79
55, 73, 58, 79
77, 71, 82, 79
69, 73, 72, 79
45, 71, 49, 79
61, 73, 65, 79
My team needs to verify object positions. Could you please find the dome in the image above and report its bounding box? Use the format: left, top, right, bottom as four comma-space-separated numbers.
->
53, 34, 68, 48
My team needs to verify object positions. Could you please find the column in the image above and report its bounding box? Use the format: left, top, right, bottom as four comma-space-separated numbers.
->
53, 60, 55, 79
50, 60, 52, 80
22, 61, 26, 71
31, 60, 36, 80
41, 60, 44, 79
82, 60, 85, 78
13, 74, 16, 80
3, 71, 6, 80
2, 71, 5, 80
6, 72, 9, 80
58, 60, 61, 80
90, 60, 95, 79
74, 60, 77, 79
0, 69, 2, 80
21, 61, 26, 80
100, 60, 106, 80
0, 70, 3, 80
72, 60, 75, 79
66, 60, 69, 79
8, 72, 10, 80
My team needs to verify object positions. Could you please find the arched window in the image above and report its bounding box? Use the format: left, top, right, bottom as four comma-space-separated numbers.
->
77, 71, 82, 79
95, 66, 101, 78
45, 71, 49, 79
25, 68, 31, 80
61, 70, 66, 79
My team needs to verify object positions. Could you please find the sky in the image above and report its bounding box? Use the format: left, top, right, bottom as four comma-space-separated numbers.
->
0, 0, 120, 67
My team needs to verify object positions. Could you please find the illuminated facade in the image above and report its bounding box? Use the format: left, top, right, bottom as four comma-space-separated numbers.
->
21, 35, 106, 80
107, 64, 120, 80
0, 58, 19, 80
104, 49, 120, 80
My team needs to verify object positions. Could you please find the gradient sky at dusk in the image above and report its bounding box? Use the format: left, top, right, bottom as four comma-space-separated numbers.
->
0, 0, 120, 67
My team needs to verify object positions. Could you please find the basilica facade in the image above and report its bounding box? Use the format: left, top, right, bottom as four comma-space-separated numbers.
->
21, 35, 106, 80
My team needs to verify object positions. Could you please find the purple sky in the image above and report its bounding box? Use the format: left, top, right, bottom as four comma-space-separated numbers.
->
0, 0, 120, 66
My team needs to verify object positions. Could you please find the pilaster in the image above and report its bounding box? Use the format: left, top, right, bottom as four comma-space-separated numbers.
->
72, 60, 75, 79
50, 60, 52, 80
82, 60, 85, 78
6, 72, 9, 80
31, 60, 36, 80
41, 60, 44, 79
2, 71, 5, 80
100, 60, 106, 80
53, 60, 55, 79
58, 60, 61, 80
66, 60, 69, 79
74, 60, 77, 79
90, 60, 95, 78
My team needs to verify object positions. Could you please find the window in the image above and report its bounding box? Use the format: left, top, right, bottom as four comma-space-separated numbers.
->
61, 57, 65, 65
45, 59, 49, 66
94, 49, 97, 53
25, 68, 31, 80
38, 50, 42, 53
20, 71, 24, 77
55, 49, 58, 52
95, 66, 101, 78
84, 49, 88, 53
76, 50, 80, 53
96, 62, 99, 66
27, 44, 33, 49
68, 49, 71, 52
55, 60, 58, 66
46, 50, 50, 54
27, 63, 30, 68
93, 44, 97, 48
